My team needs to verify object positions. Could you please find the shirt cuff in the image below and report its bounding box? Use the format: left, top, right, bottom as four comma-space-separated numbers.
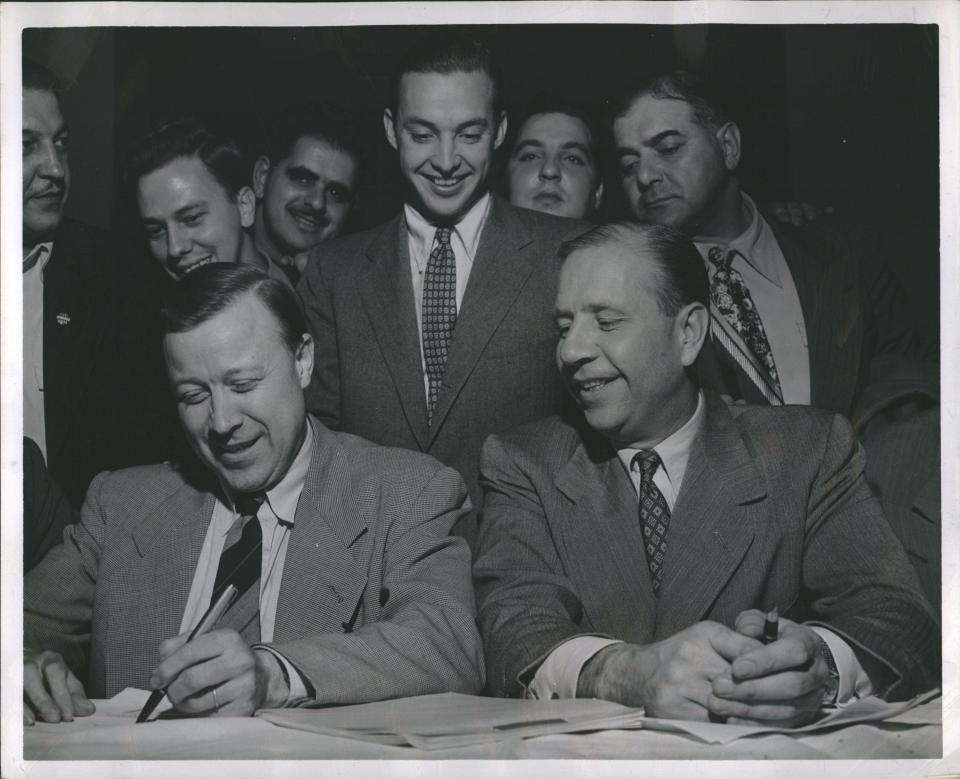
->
810, 627, 874, 706
527, 637, 624, 701
253, 645, 310, 706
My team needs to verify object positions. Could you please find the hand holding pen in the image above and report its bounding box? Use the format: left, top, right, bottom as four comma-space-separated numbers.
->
137, 584, 238, 722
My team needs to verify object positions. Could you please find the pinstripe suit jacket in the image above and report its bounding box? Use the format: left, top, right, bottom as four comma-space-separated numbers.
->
474, 392, 940, 700
24, 416, 484, 701
297, 196, 588, 549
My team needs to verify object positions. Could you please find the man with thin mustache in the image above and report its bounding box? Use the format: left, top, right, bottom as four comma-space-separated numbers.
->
22, 58, 160, 508
252, 109, 360, 285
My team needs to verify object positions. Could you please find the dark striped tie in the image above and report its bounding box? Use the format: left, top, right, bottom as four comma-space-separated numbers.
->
212, 493, 265, 607
633, 450, 671, 596
422, 226, 457, 424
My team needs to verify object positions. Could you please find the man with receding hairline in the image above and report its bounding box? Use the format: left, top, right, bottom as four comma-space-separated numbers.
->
474, 221, 938, 724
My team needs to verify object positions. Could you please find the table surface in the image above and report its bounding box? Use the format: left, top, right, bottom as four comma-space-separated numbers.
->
23, 696, 942, 762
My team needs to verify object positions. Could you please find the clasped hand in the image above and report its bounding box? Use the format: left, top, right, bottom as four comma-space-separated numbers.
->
578, 610, 830, 726
24, 628, 286, 724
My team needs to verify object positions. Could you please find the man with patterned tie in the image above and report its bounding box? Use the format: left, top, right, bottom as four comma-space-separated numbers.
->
610, 70, 931, 418
473, 223, 938, 724
297, 34, 589, 549
24, 264, 484, 724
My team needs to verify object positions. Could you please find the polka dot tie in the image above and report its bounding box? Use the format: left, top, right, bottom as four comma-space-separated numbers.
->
708, 246, 782, 399
633, 450, 670, 597
422, 227, 457, 424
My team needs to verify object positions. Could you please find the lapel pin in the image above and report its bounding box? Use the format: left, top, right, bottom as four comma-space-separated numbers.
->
55, 312, 71, 326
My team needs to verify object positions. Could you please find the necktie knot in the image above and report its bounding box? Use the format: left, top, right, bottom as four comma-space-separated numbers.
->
234, 492, 266, 518
708, 245, 735, 270
632, 449, 662, 482
434, 226, 453, 247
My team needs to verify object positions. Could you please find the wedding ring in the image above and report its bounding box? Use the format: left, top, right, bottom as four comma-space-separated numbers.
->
212, 686, 220, 713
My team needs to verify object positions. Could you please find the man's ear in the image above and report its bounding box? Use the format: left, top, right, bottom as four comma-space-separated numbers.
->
295, 333, 314, 388
493, 111, 508, 150
592, 180, 605, 212
252, 156, 271, 199
716, 121, 741, 172
677, 301, 709, 367
383, 108, 398, 151
236, 186, 256, 229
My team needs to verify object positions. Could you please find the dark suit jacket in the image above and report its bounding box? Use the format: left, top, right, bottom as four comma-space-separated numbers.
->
23, 437, 77, 572
297, 196, 589, 547
24, 417, 484, 701
696, 214, 933, 421
474, 392, 940, 700
41, 218, 167, 507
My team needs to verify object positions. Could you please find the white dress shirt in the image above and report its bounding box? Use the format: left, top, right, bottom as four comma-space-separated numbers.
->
695, 193, 811, 405
404, 194, 492, 399
529, 393, 872, 706
179, 423, 314, 704
23, 243, 53, 459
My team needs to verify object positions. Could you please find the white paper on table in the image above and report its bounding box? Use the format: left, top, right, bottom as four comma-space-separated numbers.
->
642, 689, 941, 745
257, 692, 647, 749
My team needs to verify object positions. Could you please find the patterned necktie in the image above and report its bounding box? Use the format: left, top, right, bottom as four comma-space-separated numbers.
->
707, 246, 782, 403
633, 450, 671, 596
212, 493, 265, 606
422, 226, 457, 423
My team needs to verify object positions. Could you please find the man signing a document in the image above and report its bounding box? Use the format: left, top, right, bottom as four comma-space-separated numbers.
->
24, 263, 484, 723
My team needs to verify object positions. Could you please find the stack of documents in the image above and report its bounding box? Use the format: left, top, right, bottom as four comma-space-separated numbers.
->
258, 693, 647, 749
257, 688, 940, 750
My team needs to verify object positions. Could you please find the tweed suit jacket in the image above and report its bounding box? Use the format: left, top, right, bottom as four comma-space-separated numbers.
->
473, 392, 940, 700
24, 416, 484, 702
297, 195, 589, 548
696, 214, 931, 421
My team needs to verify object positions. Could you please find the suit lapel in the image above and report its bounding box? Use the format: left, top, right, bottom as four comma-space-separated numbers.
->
428, 198, 538, 443
127, 481, 215, 650
274, 418, 369, 639
554, 435, 658, 643
653, 395, 765, 639
356, 216, 430, 449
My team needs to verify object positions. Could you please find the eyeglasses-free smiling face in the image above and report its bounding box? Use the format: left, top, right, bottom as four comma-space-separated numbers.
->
507, 112, 602, 220
385, 70, 506, 223
554, 243, 698, 449
23, 88, 71, 245
163, 291, 313, 495
254, 135, 358, 256
137, 155, 255, 280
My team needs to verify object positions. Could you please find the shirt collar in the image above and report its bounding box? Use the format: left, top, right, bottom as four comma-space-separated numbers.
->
404, 192, 492, 272
617, 391, 705, 489
23, 242, 54, 272
226, 421, 313, 526
697, 193, 781, 286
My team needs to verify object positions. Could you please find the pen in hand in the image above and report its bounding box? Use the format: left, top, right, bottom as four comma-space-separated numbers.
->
761, 607, 780, 645
136, 584, 239, 723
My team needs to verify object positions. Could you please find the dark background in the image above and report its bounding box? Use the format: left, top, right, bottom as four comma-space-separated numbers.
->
24, 24, 939, 344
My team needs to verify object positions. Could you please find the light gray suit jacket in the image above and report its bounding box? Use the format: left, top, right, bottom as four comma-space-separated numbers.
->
474, 393, 939, 700
297, 196, 589, 548
25, 417, 484, 701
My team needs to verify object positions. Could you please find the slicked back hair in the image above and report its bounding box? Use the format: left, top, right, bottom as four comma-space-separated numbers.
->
127, 117, 249, 201
611, 70, 730, 134
558, 221, 708, 317
390, 33, 503, 116
258, 107, 361, 172
160, 263, 307, 354
23, 58, 61, 95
